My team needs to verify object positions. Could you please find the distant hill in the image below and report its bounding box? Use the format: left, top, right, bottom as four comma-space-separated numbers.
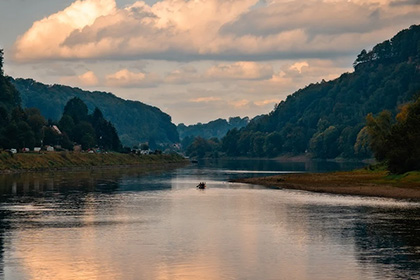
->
178, 116, 250, 140
221, 25, 420, 159
11, 78, 179, 147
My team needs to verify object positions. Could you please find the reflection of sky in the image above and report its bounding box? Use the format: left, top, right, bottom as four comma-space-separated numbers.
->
0, 160, 418, 279
0, 171, 418, 279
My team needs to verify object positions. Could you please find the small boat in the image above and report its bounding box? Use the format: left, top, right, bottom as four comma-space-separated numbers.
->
196, 182, 206, 189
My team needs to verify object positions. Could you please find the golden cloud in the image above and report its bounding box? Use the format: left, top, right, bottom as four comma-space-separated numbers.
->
12, 0, 420, 62
189, 97, 222, 103
60, 70, 99, 87
105, 69, 161, 87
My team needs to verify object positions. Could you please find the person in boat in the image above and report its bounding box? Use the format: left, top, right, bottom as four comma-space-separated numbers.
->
196, 182, 206, 189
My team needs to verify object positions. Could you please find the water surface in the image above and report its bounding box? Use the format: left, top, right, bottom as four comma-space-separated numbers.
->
0, 159, 418, 280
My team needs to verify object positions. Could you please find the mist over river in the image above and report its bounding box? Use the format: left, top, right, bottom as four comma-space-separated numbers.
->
0, 159, 418, 280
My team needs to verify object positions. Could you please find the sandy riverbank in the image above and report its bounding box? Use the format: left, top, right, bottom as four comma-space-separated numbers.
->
233, 170, 420, 200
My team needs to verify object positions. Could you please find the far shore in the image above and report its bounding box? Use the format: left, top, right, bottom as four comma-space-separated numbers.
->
233, 170, 420, 200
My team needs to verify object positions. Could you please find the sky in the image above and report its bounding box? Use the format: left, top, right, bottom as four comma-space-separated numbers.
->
0, 0, 419, 125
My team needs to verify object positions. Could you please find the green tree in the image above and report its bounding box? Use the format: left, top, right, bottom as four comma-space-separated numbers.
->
59, 114, 75, 138
263, 132, 282, 157
0, 106, 9, 126
42, 126, 61, 146
186, 137, 212, 158
353, 127, 372, 158
222, 128, 240, 156
386, 98, 420, 173
140, 143, 149, 151
91, 107, 122, 151
365, 111, 392, 161
26, 108, 47, 145
252, 133, 265, 156
62, 97, 88, 124
309, 126, 340, 158
72, 121, 96, 150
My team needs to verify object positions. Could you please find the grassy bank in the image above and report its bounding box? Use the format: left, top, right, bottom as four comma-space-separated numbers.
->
0, 151, 188, 173
234, 168, 420, 200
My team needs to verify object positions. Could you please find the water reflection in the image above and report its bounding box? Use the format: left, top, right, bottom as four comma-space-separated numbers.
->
0, 167, 180, 199
352, 207, 420, 279
0, 160, 418, 280
197, 158, 365, 173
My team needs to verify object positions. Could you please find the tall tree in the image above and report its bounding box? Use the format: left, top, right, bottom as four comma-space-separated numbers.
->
58, 99, 122, 151
365, 111, 392, 161
62, 97, 88, 124
386, 98, 420, 173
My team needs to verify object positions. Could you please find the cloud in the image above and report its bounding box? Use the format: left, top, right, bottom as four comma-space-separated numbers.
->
230, 99, 251, 108
60, 70, 99, 86
105, 69, 161, 87
221, 1, 383, 36
389, 0, 420, 7
254, 99, 281, 107
32, 63, 77, 77
190, 96, 222, 103
13, 0, 116, 61
205, 62, 273, 80
13, 0, 420, 62
162, 88, 276, 124
289, 62, 309, 74
231, 59, 351, 103
164, 65, 201, 84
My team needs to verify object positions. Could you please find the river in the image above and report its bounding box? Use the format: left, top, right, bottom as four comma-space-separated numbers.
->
0, 159, 418, 280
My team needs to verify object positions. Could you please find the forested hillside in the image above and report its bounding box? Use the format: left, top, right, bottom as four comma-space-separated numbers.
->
0, 50, 54, 150
221, 25, 420, 159
11, 79, 179, 147
178, 117, 249, 148
178, 117, 249, 140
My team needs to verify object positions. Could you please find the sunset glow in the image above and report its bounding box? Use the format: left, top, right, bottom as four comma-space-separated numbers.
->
2, 0, 419, 123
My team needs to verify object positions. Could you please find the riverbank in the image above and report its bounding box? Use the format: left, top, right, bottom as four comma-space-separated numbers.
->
234, 169, 420, 200
0, 151, 188, 173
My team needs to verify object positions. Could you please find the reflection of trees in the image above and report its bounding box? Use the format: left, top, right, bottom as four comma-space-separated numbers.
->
0, 210, 8, 278
200, 158, 364, 174
0, 166, 176, 198
0, 170, 121, 198
352, 208, 420, 279
297, 204, 420, 279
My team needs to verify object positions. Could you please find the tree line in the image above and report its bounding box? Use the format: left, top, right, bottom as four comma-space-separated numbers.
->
0, 50, 122, 152
184, 25, 420, 171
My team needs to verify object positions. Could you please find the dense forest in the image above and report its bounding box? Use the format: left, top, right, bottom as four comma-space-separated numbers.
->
217, 25, 420, 159
366, 96, 420, 173
177, 117, 250, 149
57, 97, 122, 151
0, 51, 121, 152
0, 49, 45, 150
11, 78, 179, 147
